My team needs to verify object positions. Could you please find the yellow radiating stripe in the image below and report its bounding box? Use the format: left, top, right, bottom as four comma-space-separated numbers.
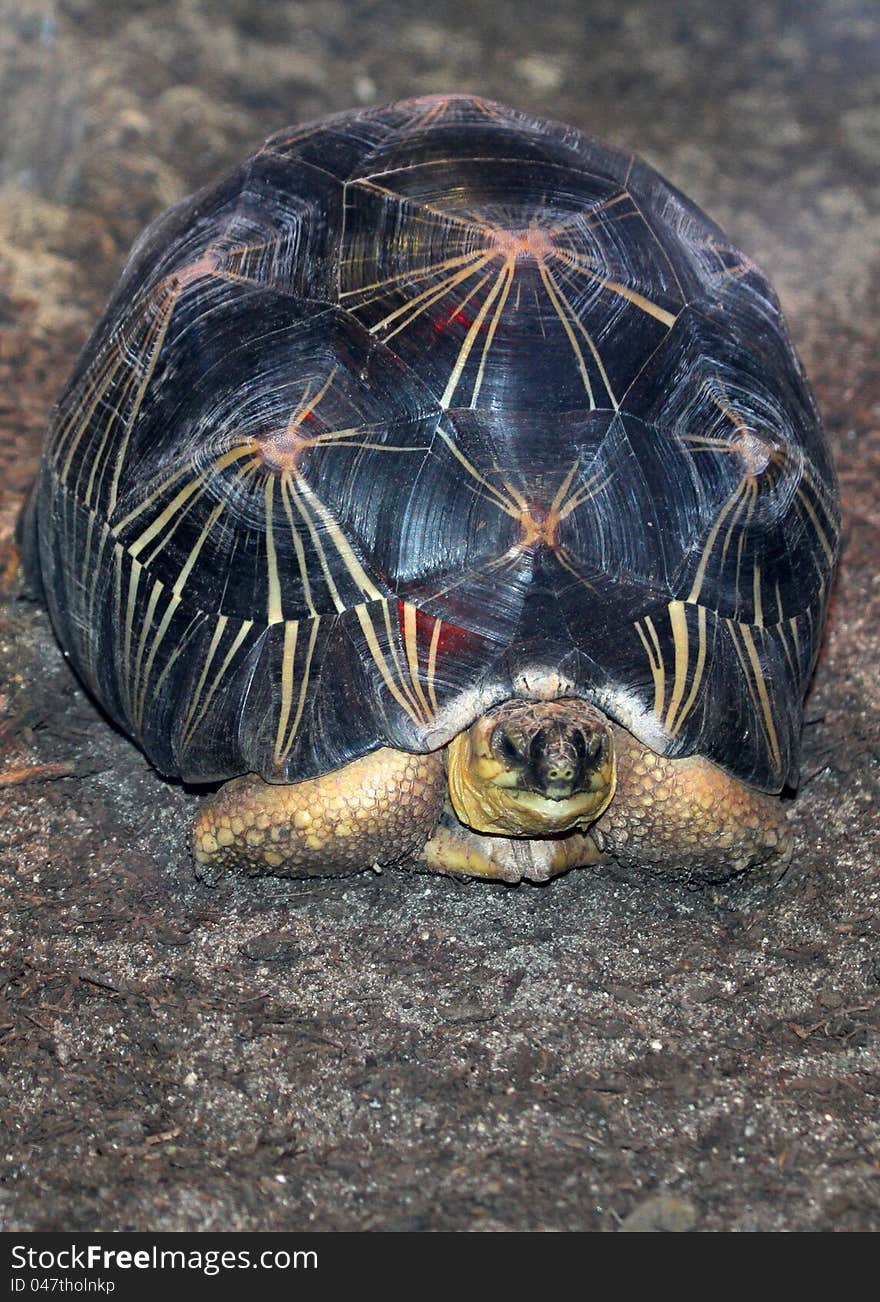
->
371, 254, 491, 342
800, 462, 839, 528
151, 611, 201, 701
732, 481, 758, 606
434, 428, 523, 517
125, 444, 254, 559
401, 602, 435, 721
752, 561, 763, 626
180, 617, 226, 749
557, 248, 677, 326
721, 478, 754, 572
635, 617, 665, 721
83, 511, 111, 684
264, 475, 283, 624
542, 263, 618, 409
180, 617, 253, 754
275, 617, 322, 765
470, 259, 516, 408
293, 474, 383, 602
789, 616, 801, 662
80, 507, 97, 603
726, 620, 752, 703
108, 290, 176, 511
795, 487, 835, 566
274, 619, 298, 765
185, 618, 253, 753
556, 464, 615, 520
127, 475, 205, 560
626, 191, 687, 299
537, 260, 595, 408
444, 262, 498, 330
61, 470, 77, 573
280, 474, 317, 617
728, 621, 782, 778
340, 249, 483, 301
283, 476, 346, 613
174, 500, 224, 597
350, 179, 493, 239
742, 623, 782, 777
312, 434, 425, 454
288, 367, 337, 432
59, 349, 126, 484
426, 616, 442, 714
280, 615, 321, 763
549, 459, 582, 519
84, 295, 168, 509
644, 616, 665, 716
112, 543, 124, 680
708, 384, 750, 435
121, 558, 143, 720
687, 480, 749, 603
355, 604, 422, 725
440, 260, 513, 408
380, 601, 427, 724
664, 600, 689, 734
597, 278, 677, 327
112, 464, 189, 533
131, 578, 163, 729
774, 617, 796, 678
680, 434, 735, 451
136, 590, 181, 732
580, 190, 632, 228
552, 544, 596, 590
559, 473, 616, 519
675, 602, 707, 735
387, 598, 432, 723
54, 349, 110, 460
141, 478, 217, 568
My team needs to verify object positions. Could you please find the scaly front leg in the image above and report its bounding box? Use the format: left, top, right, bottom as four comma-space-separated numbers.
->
192, 747, 445, 881
593, 724, 791, 882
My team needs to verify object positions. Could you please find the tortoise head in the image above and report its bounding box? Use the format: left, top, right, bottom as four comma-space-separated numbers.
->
445, 699, 616, 837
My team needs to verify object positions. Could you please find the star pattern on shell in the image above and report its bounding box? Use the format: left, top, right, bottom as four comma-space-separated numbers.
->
36, 95, 839, 791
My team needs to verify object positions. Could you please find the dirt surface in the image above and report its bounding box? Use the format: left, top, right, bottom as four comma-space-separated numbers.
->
1, 0, 878, 1232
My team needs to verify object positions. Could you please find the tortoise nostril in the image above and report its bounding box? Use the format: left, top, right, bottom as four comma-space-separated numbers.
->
547, 766, 574, 781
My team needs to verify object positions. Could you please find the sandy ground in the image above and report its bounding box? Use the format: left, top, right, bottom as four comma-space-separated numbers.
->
0, 0, 878, 1231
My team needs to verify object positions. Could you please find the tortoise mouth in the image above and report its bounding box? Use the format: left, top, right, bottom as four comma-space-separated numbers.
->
446, 699, 617, 837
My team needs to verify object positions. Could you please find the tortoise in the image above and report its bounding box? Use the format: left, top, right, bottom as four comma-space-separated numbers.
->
19, 94, 839, 885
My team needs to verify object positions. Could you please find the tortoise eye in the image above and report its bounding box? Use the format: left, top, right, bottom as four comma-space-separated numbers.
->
493, 728, 525, 765
576, 728, 602, 762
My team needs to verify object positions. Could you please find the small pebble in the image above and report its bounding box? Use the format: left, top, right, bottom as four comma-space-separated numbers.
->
620, 1193, 698, 1233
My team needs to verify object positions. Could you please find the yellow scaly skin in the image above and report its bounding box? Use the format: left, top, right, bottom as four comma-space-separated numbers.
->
192, 700, 789, 885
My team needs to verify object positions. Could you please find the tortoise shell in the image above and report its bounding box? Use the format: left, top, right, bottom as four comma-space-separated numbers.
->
25, 94, 839, 793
